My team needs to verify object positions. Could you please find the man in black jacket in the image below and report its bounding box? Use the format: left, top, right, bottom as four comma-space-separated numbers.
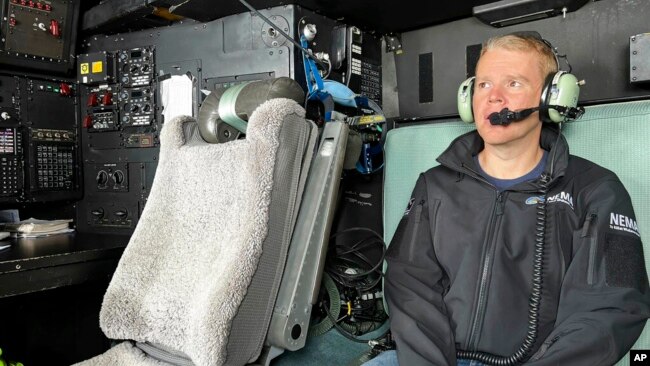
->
368, 33, 650, 365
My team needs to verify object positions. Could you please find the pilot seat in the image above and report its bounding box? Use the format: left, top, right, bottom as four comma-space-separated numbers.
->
74, 78, 349, 366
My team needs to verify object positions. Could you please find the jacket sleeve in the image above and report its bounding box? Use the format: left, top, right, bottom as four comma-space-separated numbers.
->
385, 174, 456, 366
528, 178, 650, 365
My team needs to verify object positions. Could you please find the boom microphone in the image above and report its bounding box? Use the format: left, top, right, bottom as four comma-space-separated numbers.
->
488, 107, 539, 126
488, 105, 585, 125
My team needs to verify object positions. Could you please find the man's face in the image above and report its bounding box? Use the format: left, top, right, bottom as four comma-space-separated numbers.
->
472, 47, 546, 147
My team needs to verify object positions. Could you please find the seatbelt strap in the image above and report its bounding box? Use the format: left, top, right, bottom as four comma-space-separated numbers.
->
135, 341, 194, 366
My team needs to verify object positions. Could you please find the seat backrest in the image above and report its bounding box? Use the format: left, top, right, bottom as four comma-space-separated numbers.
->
98, 98, 318, 366
383, 100, 650, 365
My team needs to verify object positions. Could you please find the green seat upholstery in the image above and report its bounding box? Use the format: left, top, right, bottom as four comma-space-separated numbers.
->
383, 100, 650, 365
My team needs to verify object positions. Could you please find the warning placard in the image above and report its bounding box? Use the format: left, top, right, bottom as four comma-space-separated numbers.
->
92, 61, 103, 73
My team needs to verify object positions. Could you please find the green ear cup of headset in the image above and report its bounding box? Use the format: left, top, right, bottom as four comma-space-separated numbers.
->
457, 77, 475, 123
546, 72, 580, 123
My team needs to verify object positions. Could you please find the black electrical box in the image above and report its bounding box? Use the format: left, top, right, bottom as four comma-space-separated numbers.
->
0, 0, 80, 73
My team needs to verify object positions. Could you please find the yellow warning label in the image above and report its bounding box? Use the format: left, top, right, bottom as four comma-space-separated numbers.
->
80, 63, 89, 75
359, 115, 386, 124
92, 61, 103, 73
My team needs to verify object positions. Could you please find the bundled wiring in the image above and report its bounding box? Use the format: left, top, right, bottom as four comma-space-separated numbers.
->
311, 227, 388, 342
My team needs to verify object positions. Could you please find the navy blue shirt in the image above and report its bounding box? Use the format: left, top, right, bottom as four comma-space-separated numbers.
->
474, 150, 548, 191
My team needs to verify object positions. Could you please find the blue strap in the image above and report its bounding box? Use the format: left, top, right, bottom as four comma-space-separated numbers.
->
300, 36, 333, 121
300, 36, 324, 96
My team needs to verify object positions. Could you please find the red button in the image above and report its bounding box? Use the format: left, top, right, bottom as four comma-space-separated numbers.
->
44, 3, 51, 10
36, 2, 43, 9
28, 1, 34, 7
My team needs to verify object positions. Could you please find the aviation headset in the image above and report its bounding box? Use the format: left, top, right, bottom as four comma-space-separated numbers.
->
457, 31, 582, 124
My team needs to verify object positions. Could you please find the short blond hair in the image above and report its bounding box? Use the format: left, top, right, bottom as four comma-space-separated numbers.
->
480, 34, 558, 79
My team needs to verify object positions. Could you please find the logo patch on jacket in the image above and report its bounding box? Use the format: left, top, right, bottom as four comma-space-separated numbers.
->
546, 191, 574, 209
525, 196, 545, 205
610, 212, 640, 237
404, 197, 416, 216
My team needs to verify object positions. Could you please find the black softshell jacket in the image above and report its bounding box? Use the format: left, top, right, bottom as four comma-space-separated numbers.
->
385, 127, 650, 365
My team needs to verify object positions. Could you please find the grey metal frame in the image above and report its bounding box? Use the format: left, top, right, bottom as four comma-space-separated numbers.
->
262, 121, 349, 364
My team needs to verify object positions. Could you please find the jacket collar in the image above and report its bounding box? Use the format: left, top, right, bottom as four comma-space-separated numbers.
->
436, 124, 569, 186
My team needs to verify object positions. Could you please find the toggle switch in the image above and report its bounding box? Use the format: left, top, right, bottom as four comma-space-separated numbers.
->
49, 19, 60, 37
87, 93, 98, 107
83, 115, 93, 128
114, 209, 128, 218
102, 91, 113, 106
59, 83, 71, 96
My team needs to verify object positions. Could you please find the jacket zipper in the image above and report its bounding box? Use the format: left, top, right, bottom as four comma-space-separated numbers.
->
581, 212, 598, 285
581, 212, 597, 237
467, 191, 505, 349
529, 328, 580, 361
556, 210, 567, 284
408, 201, 425, 261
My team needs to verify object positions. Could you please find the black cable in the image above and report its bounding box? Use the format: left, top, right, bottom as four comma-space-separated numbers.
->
319, 226, 389, 343
327, 227, 386, 285
323, 300, 374, 343
324, 299, 390, 343
330, 226, 384, 241
327, 244, 385, 291
334, 238, 385, 277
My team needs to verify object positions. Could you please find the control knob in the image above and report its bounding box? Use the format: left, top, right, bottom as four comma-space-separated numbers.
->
96, 170, 109, 187
90, 208, 105, 218
112, 170, 125, 185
